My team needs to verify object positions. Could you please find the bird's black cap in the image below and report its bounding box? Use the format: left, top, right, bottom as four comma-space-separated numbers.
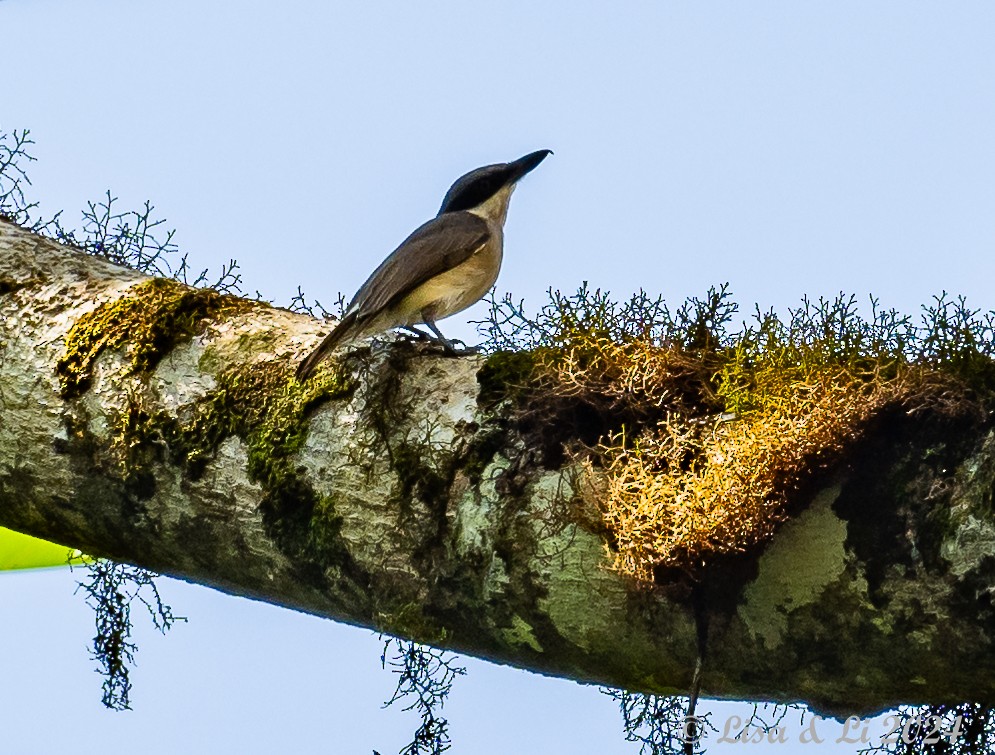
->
439, 149, 551, 215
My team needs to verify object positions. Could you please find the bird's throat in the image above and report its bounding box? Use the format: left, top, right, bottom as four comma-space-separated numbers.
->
468, 183, 516, 227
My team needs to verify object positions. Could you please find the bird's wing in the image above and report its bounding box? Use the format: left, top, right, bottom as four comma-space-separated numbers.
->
347, 211, 491, 318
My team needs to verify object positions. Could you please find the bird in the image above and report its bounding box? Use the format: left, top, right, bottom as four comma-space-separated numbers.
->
295, 149, 551, 381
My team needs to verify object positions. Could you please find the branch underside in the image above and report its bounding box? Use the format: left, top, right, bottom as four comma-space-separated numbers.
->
1, 218, 994, 715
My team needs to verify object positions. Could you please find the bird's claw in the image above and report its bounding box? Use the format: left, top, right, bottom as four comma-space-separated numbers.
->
438, 337, 480, 356
399, 326, 432, 341
445, 344, 480, 356
397, 326, 479, 355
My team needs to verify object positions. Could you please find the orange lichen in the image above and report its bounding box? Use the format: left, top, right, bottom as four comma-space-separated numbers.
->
479, 286, 989, 580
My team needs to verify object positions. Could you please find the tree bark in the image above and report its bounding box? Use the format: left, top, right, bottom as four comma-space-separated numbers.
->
1, 217, 994, 716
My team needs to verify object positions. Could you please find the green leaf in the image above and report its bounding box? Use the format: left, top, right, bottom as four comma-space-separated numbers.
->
0, 527, 81, 570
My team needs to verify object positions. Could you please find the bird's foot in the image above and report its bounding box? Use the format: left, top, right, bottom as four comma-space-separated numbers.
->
394, 331, 476, 354
439, 338, 480, 356
400, 326, 433, 341
418, 319, 479, 355
445, 343, 480, 356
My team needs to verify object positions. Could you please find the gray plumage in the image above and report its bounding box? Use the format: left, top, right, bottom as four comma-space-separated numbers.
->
297, 149, 550, 381
346, 212, 491, 323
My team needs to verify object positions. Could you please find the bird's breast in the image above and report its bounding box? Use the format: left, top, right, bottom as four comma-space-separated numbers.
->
397, 233, 504, 324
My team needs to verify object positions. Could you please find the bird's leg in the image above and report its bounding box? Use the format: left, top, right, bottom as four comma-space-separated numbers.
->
422, 315, 479, 355
401, 325, 433, 340
423, 318, 457, 352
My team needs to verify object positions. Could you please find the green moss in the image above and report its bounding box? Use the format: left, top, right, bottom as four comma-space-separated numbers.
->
51, 271, 363, 577
113, 356, 358, 570
391, 441, 451, 511
476, 350, 541, 406
196, 346, 223, 375
240, 363, 355, 564
460, 428, 505, 484
375, 602, 450, 645
112, 391, 167, 499
58, 277, 256, 398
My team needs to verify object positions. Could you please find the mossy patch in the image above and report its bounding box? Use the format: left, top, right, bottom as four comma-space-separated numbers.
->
375, 602, 451, 646
477, 350, 541, 406
58, 277, 256, 398
478, 286, 995, 582
834, 406, 984, 603
391, 440, 453, 513
116, 356, 358, 571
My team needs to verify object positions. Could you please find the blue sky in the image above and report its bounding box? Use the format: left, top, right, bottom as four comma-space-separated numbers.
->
3, 1, 994, 752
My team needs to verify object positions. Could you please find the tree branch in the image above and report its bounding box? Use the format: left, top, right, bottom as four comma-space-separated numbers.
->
2, 218, 994, 715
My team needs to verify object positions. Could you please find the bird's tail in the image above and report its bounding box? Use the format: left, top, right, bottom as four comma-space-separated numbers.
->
295, 313, 359, 382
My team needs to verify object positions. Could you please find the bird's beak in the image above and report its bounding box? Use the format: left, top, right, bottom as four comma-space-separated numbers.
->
507, 149, 552, 182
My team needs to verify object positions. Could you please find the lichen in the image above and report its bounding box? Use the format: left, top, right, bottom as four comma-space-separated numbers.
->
206, 363, 353, 561
501, 614, 544, 653
105, 347, 358, 572
738, 486, 847, 649
478, 286, 995, 583
58, 277, 256, 398
833, 407, 987, 603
